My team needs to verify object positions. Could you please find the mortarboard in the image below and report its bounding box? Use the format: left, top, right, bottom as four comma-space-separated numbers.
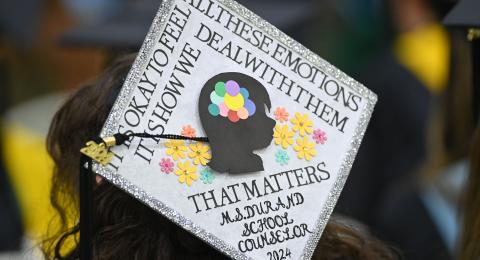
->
443, 0, 480, 28
80, 0, 377, 259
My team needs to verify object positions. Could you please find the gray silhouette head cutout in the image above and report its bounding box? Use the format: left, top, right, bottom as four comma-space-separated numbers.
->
199, 72, 276, 174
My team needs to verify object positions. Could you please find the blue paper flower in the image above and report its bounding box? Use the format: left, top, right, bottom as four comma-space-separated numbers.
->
275, 149, 290, 166
200, 167, 215, 184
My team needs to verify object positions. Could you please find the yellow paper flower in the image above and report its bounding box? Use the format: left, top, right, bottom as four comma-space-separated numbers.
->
294, 136, 317, 161
273, 124, 294, 149
188, 142, 212, 166
291, 112, 313, 136
175, 161, 198, 186
166, 140, 187, 161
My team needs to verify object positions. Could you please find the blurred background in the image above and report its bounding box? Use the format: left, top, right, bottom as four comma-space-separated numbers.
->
0, 0, 477, 259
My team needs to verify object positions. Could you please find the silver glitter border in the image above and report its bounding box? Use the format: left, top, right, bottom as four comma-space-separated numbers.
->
96, 0, 377, 259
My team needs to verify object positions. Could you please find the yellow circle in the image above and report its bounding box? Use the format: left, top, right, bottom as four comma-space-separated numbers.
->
224, 94, 244, 111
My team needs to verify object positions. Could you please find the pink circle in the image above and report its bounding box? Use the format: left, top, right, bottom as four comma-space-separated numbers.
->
237, 107, 249, 119
228, 110, 240, 123
219, 103, 229, 117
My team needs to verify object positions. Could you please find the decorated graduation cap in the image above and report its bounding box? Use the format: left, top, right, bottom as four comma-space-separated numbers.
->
80, 0, 377, 259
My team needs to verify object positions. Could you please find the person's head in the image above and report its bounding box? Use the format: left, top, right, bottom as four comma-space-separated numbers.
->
388, 0, 456, 32
43, 55, 399, 260
198, 72, 275, 174
43, 54, 225, 260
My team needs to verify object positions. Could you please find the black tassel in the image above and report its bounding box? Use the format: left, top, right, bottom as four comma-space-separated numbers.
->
79, 155, 94, 260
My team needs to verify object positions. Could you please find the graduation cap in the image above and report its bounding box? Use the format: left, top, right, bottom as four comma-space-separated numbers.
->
443, 0, 480, 28
79, 0, 377, 259
443, 0, 480, 41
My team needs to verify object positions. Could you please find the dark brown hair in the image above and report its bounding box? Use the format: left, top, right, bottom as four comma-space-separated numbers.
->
421, 32, 479, 259
42, 54, 400, 260
459, 126, 480, 260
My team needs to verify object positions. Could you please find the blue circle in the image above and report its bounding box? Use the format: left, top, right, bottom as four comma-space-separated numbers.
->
208, 104, 220, 116
240, 88, 249, 99
244, 99, 256, 116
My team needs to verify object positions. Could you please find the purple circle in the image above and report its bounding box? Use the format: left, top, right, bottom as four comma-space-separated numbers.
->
244, 99, 256, 116
225, 80, 240, 96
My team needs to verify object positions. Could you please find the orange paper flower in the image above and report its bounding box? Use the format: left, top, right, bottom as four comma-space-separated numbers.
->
274, 107, 289, 123
181, 125, 196, 138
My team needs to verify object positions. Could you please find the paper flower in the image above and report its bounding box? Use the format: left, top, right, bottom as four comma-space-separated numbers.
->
200, 167, 215, 184
175, 161, 198, 186
274, 107, 289, 123
181, 125, 196, 138
275, 149, 290, 166
294, 136, 317, 161
188, 143, 212, 166
159, 158, 174, 174
291, 112, 313, 137
313, 129, 327, 144
273, 124, 295, 149
166, 140, 188, 161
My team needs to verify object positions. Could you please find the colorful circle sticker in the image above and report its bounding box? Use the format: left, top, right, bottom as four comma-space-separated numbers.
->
215, 81, 226, 97
219, 102, 229, 117
208, 80, 256, 123
225, 80, 240, 96
210, 91, 224, 105
237, 107, 249, 120
224, 93, 244, 111
208, 104, 220, 116
244, 99, 256, 116
228, 110, 240, 123
240, 88, 249, 99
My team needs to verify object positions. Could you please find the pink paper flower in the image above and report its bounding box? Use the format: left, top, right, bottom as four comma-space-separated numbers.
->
274, 107, 289, 123
159, 158, 174, 174
313, 129, 327, 144
181, 125, 196, 138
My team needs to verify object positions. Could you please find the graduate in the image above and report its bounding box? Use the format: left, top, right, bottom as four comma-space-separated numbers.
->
41, 54, 398, 260
41, 0, 400, 259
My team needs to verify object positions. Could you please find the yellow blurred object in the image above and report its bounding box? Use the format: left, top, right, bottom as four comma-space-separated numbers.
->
1, 94, 76, 256
394, 23, 450, 94
1, 123, 54, 239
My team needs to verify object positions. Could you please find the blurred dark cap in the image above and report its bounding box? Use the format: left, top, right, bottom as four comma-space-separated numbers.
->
427, 0, 457, 18
61, 0, 314, 50
443, 0, 480, 27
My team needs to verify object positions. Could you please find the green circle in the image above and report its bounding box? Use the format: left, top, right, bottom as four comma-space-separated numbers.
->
215, 81, 226, 97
